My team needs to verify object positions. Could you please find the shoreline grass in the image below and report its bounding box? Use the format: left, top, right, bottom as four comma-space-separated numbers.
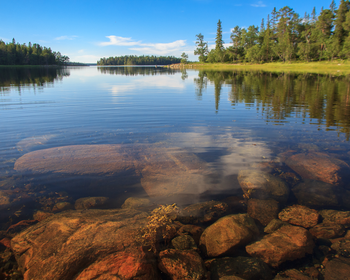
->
181, 61, 350, 76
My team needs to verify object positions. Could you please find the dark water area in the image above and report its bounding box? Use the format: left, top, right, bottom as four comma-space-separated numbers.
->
1, 66, 350, 278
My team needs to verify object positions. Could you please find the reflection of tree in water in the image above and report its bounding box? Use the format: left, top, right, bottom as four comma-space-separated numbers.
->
97, 66, 179, 76
0, 67, 70, 93
194, 70, 350, 139
181, 69, 188, 81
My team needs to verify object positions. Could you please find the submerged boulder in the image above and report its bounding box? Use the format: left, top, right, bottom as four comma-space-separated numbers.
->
285, 152, 350, 186
246, 225, 314, 267
278, 205, 319, 229
199, 213, 259, 257
237, 170, 289, 204
247, 199, 279, 226
11, 208, 160, 280
14, 144, 211, 198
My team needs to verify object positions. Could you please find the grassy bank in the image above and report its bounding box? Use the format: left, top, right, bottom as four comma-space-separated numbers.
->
182, 61, 350, 76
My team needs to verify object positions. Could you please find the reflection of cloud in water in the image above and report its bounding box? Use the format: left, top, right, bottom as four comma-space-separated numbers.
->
165, 127, 273, 177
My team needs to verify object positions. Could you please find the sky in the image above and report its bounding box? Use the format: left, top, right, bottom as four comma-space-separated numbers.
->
0, 0, 338, 63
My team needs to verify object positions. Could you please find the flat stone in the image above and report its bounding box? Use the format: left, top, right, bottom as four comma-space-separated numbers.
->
237, 170, 289, 204
319, 209, 350, 226
273, 269, 313, 280
309, 222, 346, 239
292, 180, 342, 208
285, 152, 350, 185
11, 209, 160, 280
324, 257, 350, 280
121, 197, 152, 209
199, 214, 259, 257
247, 199, 279, 226
209, 256, 272, 280
52, 202, 73, 212
278, 205, 319, 228
158, 249, 206, 280
246, 225, 315, 267
331, 240, 350, 257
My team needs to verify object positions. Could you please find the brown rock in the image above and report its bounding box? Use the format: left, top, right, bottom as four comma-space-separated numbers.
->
177, 224, 204, 245
278, 205, 319, 228
11, 209, 160, 280
209, 256, 273, 280
309, 222, 346, 239
0, 191, 10, 207
324, 257, 350, 280
264, 219, 289, 234
285, 152, 350, 185
319, 209, 350, 226
246, 225, 315, 267
0, 238, 11, 248
178, 201, 228, 224
171, 235, 197, 250
33, 211, 54, 221
121, 197, 152, 209
331, 240, 350, 257
199, 214, 259, 257
158, 249, 206, 280
304, 267, 320, 279
273, 269, 312, 280
52, 202, 73, 212
292, 180, 342, 208
74, 196, 109, 210
247, 199, 279, 226
237, 170, 289, 203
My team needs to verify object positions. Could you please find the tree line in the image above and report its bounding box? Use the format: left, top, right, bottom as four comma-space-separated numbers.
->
0, 38, 69, 65
194, 0, 350, 63
97, 55, 181, 65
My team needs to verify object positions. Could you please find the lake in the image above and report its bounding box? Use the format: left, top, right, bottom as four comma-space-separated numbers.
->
1, 66, 350, 279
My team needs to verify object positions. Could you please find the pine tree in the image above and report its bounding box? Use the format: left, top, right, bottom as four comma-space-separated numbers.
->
215, 19, 225, 51
194, 33, 209, 62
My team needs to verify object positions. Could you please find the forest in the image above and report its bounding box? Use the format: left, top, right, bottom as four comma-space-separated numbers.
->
97, 55, 181, 65
0, 39, 69, 65
194, 0, 350, 63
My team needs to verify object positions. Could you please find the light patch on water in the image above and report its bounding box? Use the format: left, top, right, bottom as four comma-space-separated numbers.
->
16, 134, 58, 152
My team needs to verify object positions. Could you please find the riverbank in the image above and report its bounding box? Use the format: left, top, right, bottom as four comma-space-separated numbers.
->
168, 61, 350, 76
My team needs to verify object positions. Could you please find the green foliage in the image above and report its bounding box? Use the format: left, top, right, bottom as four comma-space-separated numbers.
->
97, 55, 181, 65
181, 52, 189, 64
194, 0, 350, 63
0, 39, 69, 65
194, 33, 209, 62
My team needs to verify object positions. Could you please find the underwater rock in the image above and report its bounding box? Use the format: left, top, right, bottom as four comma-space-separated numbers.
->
264, 219, 289, 234
16, 134, 57, 152
52, 202, 73, 212
324, 257, 350, 280
278, 205, 319, 229
74, 196, 109, 210
273, 269, 313, 280
208, 256, 272, 280
11, 208, 160, 280
14, 144, 211, 197
158, 249, 206, 280
246, 225, 314, 267
171, 235, 197, 250
285, 152, 350, 186
199, 213, 259, 257
292, 180, 342, 208
319, 209, 350, 226
0, 191, 11, 207
330, 240, 350, 257
247, 199, 279, 226
221, 196, 247, 214
237, 170, 289, 204
33, 211, 53, 222
309, 222, 346, 239
177, 224, 204, 246
121, 197, 152, 209
177, 201, 228, 224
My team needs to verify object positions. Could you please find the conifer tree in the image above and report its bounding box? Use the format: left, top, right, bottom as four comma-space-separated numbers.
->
194, 33, 209, 62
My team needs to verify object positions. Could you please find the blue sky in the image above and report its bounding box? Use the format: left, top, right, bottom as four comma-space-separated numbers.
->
1, 0, 337, 63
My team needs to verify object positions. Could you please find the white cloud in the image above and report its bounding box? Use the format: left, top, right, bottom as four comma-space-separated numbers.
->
99, 36, 141, 46
55, 35, 78, 41
78, 49, 85, 53
99, 35, 187, 55
251, 1, 266, 7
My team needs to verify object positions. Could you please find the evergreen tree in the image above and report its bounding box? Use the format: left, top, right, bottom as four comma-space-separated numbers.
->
215, 19, 225, 51
194, 33, 209, 62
